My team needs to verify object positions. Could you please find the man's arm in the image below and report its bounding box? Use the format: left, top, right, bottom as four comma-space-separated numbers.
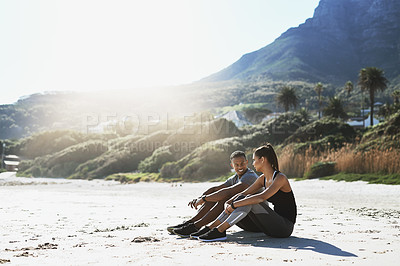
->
192, 181, 251, 209
188, 183, 228, 208
204, 182, 248, 202
202, 183, 227, 195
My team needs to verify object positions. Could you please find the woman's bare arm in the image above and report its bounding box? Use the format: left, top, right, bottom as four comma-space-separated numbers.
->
225, 174, 264, 204
240, 174, 264, 195
231, 174, 287, 208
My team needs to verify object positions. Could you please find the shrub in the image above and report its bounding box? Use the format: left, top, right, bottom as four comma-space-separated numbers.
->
293, 134, 348, 153
240, 111, 310, 147
358, 110, 400, 151
161, 137, 244, 181
69, 131, 171, 179
19, 140, 108, 178
105, 172, 160, 183
304, 161, 337, 179
9, 130, 98, 159
241, 130, 270, 148
165, 118, 239, 151
279, 144, 400, 178
179, 147, 231, 181
160, 161, 182, 179
138, 146, 175, 173
284, 117, 356, 144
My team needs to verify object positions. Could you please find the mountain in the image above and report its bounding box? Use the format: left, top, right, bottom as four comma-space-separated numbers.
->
203, 0, 400, 85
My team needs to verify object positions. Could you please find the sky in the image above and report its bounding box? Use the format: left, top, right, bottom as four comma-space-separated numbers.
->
0, 0, 320, 104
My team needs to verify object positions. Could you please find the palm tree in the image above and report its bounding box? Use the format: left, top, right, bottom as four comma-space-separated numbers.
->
276, 86, 298, 112
344, 81, 353, 96
314, 82, 324, 119
324, 97, 348, 120
358, 67, 388, 126
392, 90, 400, 104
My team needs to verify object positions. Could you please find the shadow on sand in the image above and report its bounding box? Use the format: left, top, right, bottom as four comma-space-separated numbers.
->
229, 231, 357, 257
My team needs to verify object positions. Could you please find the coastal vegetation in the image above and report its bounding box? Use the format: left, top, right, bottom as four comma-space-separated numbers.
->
3, 106, 399, 185
1, 66, 400, 184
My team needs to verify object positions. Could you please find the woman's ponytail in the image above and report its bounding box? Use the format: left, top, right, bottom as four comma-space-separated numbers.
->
254, 143, 279, 171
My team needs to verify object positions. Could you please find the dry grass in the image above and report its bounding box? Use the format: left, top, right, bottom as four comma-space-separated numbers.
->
279, 144, 400, 178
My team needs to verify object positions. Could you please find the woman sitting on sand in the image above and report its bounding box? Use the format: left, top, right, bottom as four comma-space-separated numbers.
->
198, 143, 297, 242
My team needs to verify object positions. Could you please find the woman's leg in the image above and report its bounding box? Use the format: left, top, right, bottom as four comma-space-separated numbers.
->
208, 207, 231, 229
217, 201, 294, 238
247, 203, 294, 238
236, 215, 263, 232
216, 203, 253, 232
209, 194, 252, 230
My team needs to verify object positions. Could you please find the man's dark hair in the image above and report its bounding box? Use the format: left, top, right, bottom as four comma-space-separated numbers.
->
230, 151, 246, 161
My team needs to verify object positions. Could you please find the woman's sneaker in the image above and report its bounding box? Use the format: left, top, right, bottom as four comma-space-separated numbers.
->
190, 226, 211, 239
198, 228, 227, 242
167, 221, 190, 233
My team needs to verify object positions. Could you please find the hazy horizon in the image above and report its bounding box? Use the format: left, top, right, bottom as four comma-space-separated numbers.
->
0, 0, 320, 104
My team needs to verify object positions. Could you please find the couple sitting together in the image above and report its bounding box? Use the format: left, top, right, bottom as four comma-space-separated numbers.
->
167, 143, 297, 242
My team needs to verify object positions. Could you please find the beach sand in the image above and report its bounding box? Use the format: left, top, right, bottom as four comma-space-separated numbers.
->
0, 171, 399, 265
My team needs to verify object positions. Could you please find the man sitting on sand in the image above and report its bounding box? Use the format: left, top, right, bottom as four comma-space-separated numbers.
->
168, 150, 263, 238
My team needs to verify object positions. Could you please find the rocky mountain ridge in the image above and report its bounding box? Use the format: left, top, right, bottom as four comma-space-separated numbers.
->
204, 0, 400, 85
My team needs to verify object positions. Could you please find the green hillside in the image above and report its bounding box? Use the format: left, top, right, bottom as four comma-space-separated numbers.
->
1, 109, 397, 184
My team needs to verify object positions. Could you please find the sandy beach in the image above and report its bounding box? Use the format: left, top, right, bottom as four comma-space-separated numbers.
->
0, 171, 399, 265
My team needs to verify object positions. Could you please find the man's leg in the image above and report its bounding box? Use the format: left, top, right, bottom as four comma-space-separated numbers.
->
168, 201, 217, 233
197, 208, 235, 242
172, 200, 225, 237
193, 200, 225, 228
188, 201, 218, 223
207, 204, 233, 229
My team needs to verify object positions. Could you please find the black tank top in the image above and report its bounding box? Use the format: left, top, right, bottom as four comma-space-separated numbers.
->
265, 171, 297, 224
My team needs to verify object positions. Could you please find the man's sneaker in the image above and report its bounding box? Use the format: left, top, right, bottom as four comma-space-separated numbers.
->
167, 221, 190, 233
198, 228, 227, 242
172, 223, 199, 238
190, 226, 211, 239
